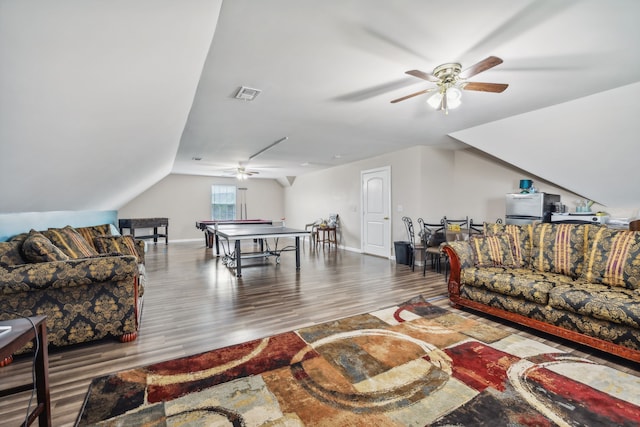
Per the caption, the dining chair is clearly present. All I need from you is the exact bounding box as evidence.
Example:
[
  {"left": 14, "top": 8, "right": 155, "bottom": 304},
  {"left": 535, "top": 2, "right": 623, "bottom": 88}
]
[
  {"left": 328, "top": 213, "right": 340, "bottom": 246},
  {"left": 443, "top": 216, "right": 469, "bottom": 239},
  {"left": 441, "top": 216, "right": 469, "bottom": 279},
  {"left": 420, "top": 218, "right": 446, "bottom": 276},
  {"left": 401, "top": 217, "right": 424, "bottom": 272},
  {"left": 468, "top": 218, "right": 484, "bottom": 238}
]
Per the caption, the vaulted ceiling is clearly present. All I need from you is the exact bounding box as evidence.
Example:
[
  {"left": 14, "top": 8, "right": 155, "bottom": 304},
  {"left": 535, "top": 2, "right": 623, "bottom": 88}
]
[{"left": 1, "top": 0, "right": 639, "bottom": 213}]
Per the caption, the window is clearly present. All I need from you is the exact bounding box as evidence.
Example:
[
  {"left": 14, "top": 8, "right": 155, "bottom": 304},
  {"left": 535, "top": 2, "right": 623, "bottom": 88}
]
[{"left": 211, "top": 185, "right": 236, "bottom": 220}]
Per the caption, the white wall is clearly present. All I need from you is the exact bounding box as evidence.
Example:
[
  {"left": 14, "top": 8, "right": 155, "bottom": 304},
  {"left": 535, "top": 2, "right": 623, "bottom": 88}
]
[
  {"left": 0, "top": 1, "right": 220, "bottom": 213},
  {"left": 449, "top": 149, "right": 605, "bottom": 222},
  {"left": 284, "top": 145, "right": 594, "bottom": 257},
  {"left": 451, "top": 83, "right": 640, "bottom": 211},
  {"left": 284, "top": 146, "right": 457, "bottom": 253},
  {"left": 120, "top": 145, "right": 613, "bottom": 250},
  {"left": 118, "top": 174, "right": 285, "bottom": 242}
]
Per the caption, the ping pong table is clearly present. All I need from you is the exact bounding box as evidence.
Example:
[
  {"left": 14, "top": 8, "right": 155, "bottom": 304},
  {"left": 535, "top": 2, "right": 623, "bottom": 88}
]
[
  {"left": 214, "top": 226, "right": 309, "bottom": 277},
  {"left": 195, "top": 219, "right": 273, "bottom": 249}
]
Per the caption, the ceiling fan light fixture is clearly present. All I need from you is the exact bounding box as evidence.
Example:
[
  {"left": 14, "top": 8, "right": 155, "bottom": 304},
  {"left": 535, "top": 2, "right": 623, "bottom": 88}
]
[
  {"left": 427, "top": 91, "right": 443, "bottom": 109},
  {"left": 446, "top": 87, "right": 462, "bottom": 109},
  {"left": 427, "top": 87, "right": 462, "bottom": 112}
]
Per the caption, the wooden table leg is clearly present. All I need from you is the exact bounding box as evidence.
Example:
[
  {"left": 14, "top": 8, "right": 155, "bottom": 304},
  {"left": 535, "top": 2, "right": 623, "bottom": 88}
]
[{"left": 35, "top": 320, "right": 51, "bottom": 427}]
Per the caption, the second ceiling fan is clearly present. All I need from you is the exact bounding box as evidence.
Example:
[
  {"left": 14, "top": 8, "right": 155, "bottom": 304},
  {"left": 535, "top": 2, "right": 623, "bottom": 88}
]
[
  {"left": 391, "top": 56, "right": 508, "bottom": 113},
  {"left": 221, "top": 136, "right": 289, "bottom": 180}
]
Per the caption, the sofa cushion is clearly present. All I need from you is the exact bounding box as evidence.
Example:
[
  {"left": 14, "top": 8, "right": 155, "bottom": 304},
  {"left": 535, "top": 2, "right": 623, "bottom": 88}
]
[
  {"left": 21, "top": 230, "right": 69, "bottom": 263},
  {"left": 0, "top": 241, "right": 26, "bottom": 267},
  {"left": 581, "top": 228, "right": 640, "bottom": 289},
  {"left": 75, "top": 224, "right": 113, "bottom": 251},
  {"left": 469, "top": 234, "right": 519, "bottom": 267},
  {"left": 530, "top": 223, "right": 593, "bottom": 279},
  {"left": 484, "top": 222, "right": 532, "bottom": 267},
  {"left": 44, "top": 226, "right": 99, "bottom": 259},
  {"left": 549, "top": 282, "right": 640, "bottom": 329},
  {"left": 9, "top": 232, "right": 29, "bottom": 243},
  {"left": 460, "top": 267, "right": 574, "bottom": 305},
  {"left": 94, "top": 235, "right": 142, "bottom": 263}
]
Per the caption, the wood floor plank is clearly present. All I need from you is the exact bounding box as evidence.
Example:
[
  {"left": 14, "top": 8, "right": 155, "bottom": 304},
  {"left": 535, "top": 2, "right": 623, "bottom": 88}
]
[{"left": 0, "top": 240, "right": 637, "bottom": 426}]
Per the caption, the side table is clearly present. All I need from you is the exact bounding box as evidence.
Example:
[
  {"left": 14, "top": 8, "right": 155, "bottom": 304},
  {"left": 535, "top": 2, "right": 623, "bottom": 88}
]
[
  {"left": 0, "top": 315, "right": 51, "bottom": 427},
  {"left": 316, "top": 226, "right": 337, "bottom": 250}
]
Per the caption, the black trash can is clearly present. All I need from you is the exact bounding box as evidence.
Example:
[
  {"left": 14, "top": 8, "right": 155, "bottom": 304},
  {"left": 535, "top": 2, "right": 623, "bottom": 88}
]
[{"left": 394, "top": 241, "right": 413, "bottom": 265}]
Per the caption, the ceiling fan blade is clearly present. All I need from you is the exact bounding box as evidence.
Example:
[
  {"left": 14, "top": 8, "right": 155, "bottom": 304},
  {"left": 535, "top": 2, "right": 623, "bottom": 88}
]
[
  {"left": 405, "top": 69, "right": 439, "bottom": 82},
  {"left": 390, "top": 89, "right": 433, "bottom": 103},
  {"left": 459, "top": 56, "right": 503, "bottom": 79},
  {"left": 462, "top": 82, "right": 508, "bottom": 93}
]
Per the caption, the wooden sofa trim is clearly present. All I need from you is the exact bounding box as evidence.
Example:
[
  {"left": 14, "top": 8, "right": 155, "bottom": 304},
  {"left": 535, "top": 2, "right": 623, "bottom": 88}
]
[{"left": 442, "top": 246, "right": 640, "bottom": 364}]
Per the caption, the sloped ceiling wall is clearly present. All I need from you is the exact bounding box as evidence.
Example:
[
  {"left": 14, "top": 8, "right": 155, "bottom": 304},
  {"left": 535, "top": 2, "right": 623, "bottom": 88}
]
[
  {"left": 0, "top": 1, "right": 221, "bottom": 213},
  {"left": 450, "top": 82, "right": 640, "bottom": 210}
]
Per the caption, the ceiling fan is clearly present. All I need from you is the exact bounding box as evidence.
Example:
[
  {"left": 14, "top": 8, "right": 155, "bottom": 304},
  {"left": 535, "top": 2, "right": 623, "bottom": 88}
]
[
  {"left": 391, "top": 56, "right": 508, "bottom": 113},
  {"left": 224, "top": 164, "right": 258, "bottom": 180}
]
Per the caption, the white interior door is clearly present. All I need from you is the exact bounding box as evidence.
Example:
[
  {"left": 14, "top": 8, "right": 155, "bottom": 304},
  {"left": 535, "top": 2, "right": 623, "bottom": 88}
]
[{"left": 361, "top": 166, "right": 391, "bottom": 257}]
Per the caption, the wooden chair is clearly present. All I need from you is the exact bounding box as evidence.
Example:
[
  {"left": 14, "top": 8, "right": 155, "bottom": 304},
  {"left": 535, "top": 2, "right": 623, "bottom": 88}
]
[
  {"left": 305, "top": 219, "right": 322, "bottom": 247},
  {"left": 630, "top": 219, "right": 640, "bottom": 231}
]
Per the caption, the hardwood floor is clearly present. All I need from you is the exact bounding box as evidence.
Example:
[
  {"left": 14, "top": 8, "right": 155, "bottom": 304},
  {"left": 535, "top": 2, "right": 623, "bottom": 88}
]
[{"left": 1, "top": 240, "right": 638, "bottom": 426}]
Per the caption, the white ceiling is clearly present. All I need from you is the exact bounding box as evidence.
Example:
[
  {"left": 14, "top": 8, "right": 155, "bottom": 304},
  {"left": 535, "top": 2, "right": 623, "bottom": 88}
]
[
  {"left": 174, "top": 0, "right": 640, "bottom": 184},
  {"left": 1, "top": 0, "right": 639, "bottom": 213}
]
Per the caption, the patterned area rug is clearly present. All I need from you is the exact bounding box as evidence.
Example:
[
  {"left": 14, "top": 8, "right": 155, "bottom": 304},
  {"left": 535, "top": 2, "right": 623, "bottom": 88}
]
[{"left": 77, "top": 296, "right": 640, "bottom": 426}]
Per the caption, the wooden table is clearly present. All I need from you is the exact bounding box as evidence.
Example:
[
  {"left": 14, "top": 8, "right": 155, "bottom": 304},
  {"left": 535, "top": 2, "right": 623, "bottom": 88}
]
[
  {"left": 0, "top": 315, "right": 51, "bottom": 427},
  {"left": 119, "top": 217, "right": 168, "bottom": 244}
]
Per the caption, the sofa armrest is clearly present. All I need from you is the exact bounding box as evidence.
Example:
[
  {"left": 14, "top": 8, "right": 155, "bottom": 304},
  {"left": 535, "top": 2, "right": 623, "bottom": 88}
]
[
  {"left": 0, "top": 255, "right": 139, "bottom": 295},
  {"left": 444, "top": 241, "right": 474, "bottom": 269},
  {"left": 134, "top": 239, "right": 146, "bottom": 264},
  {"left": 443, "top": 241, "right": 474, "bottom": 301}
]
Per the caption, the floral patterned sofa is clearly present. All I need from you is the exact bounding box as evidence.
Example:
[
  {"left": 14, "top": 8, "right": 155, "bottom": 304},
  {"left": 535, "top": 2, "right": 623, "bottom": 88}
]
[
  {"left": 443, "top": 222, "right": 640, "bottom": 363},
  {"left": 0, "top": 224, "right": 145, "bottom": 360}
]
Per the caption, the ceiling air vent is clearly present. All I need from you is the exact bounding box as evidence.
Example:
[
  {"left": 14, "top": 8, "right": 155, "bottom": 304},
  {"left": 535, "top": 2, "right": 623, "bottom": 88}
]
[{"left": 235, "top": 86, "right": 261, "bottom": 101}]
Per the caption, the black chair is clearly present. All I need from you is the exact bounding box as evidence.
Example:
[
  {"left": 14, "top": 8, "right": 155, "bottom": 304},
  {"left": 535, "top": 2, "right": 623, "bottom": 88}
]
[
  {"left": 441, "top": 216, "right": 469, "bottom": 280},
  {"left": 468, "top": 219, "right": 484, "bottom": 238},
  {"left": 443, "top": 216, "right": 469, "bottom": 239},
  {"left": 401, "top": 217, "right": 424, "bottom": 271},
  {"left": 419, "top": 218, "right": 446, "bottom": 276}
]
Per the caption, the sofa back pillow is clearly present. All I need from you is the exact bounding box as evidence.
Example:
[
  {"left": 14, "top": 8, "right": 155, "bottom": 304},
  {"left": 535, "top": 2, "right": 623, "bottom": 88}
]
[
  {"left": 469, "top": 234, "right": 519, "bottom": 268},
  {"left": 75, "top": 224, "right": 113, "bottom": 251},
  {"left": 44, "top": 226, "right": 99, "bottom": 259},
  {"left": 0, "top": 241, "right": 26, "bottom": 267},
  {"left": 530, "top": 223, "right": 592, "bottom": 278},
  {"left": 21, "top": 229, "right": 69, "bottom": 263},
  {"left": 484, "top": 222, "right": 532, "bottom": 267},
  {"left": 93, "top": 235, "right": 142, "bottom": 263},
  {"left": 582, "top": 228, "right": 640, "bottom": 289}
]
